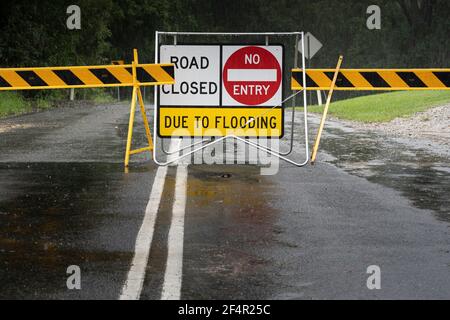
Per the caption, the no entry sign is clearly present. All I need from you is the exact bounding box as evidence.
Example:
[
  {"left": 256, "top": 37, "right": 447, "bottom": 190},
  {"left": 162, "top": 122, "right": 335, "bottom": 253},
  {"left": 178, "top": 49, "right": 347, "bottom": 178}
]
[
  {"left": 159, "top": 44, "right": 284, "bottom": 138},
  {"left": 222, "top": 46, "right": 282, "bottom": 106}
]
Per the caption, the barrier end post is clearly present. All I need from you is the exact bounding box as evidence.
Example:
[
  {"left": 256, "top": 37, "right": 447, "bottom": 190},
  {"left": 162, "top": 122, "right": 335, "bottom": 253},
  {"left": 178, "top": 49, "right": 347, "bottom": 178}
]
[{"left": 311, "top": 55, "right": 344, "bottom": 165}]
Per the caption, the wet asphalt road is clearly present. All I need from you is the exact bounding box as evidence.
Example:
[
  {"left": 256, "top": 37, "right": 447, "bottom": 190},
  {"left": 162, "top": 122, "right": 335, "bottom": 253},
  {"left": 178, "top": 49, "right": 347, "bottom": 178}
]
[{"left": 0, "top": 103, "right": 449, "bottom": 299}]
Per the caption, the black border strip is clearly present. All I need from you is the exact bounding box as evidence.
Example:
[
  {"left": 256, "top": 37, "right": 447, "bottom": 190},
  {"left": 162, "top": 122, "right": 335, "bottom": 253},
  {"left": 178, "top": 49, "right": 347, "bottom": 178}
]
[
  {"left": 396, "top": 72, "right": 426, "bottom": 88},
  {"left": 432, "top": 71, "right": 450, "bottom": 87},
  {"left": 0, "top": 74, "right": 12, "bottom": 87},
  {"left": 16, "top": 70, "right": 48, "bottom": 87},
  {"left": 292, "top": 71, "right": 319, "bottom": 88},
  {"left": 136, "top": 67, "right": 157, "bottom": 83},
  {"left": 161, "top": 65, "right": 175, "bottom": 79},
  {"left": 89, "top": 68, "right": 121, "bottom": 84},
  {"left": 53, "top": 70, "right": 85, "bottom": 86},
  {"left": 360, "top": 72, "right": 390, "bottom": 88},
  {"left": 324, "top": 71, "right": 354, "bottom": 88}
]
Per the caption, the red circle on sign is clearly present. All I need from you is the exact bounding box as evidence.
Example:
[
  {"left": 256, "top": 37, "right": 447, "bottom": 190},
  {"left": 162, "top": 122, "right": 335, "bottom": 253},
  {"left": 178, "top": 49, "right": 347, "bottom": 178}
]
[{"left": 223, "top": 46, "right": 282, "bottom": 106}]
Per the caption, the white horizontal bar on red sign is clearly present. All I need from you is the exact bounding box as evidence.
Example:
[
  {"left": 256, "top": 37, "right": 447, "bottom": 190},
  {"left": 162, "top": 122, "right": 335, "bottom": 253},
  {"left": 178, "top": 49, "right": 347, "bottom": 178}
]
[{"left": 227, "top": 69, "right": 278, "bottom": 82}]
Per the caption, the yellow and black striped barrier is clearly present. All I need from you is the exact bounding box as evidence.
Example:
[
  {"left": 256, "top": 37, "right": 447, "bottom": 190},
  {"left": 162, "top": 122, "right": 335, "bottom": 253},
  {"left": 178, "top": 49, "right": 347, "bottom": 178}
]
[
  {"left": 291, "top": 69, "right": 450, "bottom": 91},
  {"left": 0, "top": 49, "right": 175, "bottom": 168},
  {"left": 0, "top": 63, "right": 174, "bottom": 91}
]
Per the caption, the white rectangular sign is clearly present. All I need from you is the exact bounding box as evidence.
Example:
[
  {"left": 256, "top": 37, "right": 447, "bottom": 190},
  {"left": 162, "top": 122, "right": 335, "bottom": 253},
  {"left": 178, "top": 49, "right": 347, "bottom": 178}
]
[
  {"left": 160, "top": 45, "right": 220, "bottom": 106},
  {"left": 227, "top": 69, "right": 278, "bottom": 82}
]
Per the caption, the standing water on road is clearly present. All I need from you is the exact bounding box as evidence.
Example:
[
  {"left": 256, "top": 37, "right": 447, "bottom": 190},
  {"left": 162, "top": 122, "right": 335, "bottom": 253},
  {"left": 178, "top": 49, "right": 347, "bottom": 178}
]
[{"left": 316, "top": 119, "right": 450, "bottom": 222}]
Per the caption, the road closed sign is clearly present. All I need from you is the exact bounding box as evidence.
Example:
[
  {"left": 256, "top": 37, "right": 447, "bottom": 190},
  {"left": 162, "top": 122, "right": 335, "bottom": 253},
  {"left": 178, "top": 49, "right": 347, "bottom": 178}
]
[
  {"left": 160, "top": 45, "right": 220, "bottom": 106},
  {"left": 159, "top": 44, "right": 283, "bottom": 138}
]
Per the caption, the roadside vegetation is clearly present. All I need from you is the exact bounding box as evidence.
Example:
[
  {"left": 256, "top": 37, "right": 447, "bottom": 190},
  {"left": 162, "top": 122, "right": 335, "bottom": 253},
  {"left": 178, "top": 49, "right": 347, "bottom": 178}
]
[
  {"left": 0, "top": 1, "right": 447, "bottom": 119},
  {"left": 0, "top": 92, "right": 30, "bottom": 117},
  {"left": 0, "top": 92, "right": 56, "bottom": 117},
  {"left": 0, "top": 89, "right": 115, "bottom": 118},
  {"left": 305, "top": 91, "right": 450, "bottom": 123}
]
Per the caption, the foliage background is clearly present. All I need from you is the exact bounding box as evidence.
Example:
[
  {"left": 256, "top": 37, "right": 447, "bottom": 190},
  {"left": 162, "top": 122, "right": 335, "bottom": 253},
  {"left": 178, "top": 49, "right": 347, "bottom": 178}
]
[
  {"left": 0, "top": 0, "right": 448, "bottom": 67},
  {"left": 0, "top": 0, "right": 448, "bottom": 104}
]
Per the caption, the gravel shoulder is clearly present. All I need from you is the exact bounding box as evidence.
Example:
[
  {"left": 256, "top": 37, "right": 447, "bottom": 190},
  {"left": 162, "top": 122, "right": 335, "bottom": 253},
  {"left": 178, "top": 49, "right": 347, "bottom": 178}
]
[{"left": 329, "top": 104, "right": 450, "bottom": 158}]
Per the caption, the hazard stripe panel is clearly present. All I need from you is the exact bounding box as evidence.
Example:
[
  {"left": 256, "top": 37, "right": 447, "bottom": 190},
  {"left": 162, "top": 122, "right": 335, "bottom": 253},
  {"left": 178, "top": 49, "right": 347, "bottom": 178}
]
[
  {"left": 291, "top": 69, "right": 450, "bottom": 90},
  {"left": 0, "top": 64, "right": 174, "bottom": 90}
]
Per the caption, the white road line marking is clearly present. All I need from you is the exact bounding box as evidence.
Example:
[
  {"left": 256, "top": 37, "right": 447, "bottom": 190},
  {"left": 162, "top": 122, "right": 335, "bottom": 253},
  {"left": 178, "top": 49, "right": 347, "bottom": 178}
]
[
  {"left": 119, "top": 165, "right": 168, "bottom": 300},
  {"left": 161, "top": 164, "right": 188, "bottom": 300},
  {"left": 120, "top": 138, "right": 182, "bottom": 300}
]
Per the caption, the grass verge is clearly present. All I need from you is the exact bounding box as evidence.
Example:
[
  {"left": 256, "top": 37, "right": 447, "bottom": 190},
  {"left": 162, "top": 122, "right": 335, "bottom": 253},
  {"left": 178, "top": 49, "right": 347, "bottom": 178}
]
[
  {"left": 303, "top": 91, "right": 450, "bottom": 123},
  {"left": 0, "top": 89, "right": 115, "bottom": 118},
  {"left": 0, "top": 92, "right": 32, "bottom": 117}
]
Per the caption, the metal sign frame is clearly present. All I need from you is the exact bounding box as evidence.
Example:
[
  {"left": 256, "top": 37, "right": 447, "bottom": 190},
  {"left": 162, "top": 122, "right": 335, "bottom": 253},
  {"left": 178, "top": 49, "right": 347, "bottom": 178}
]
[{"left": 153, "top": 31, "right": 309, "bottom": 167}]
